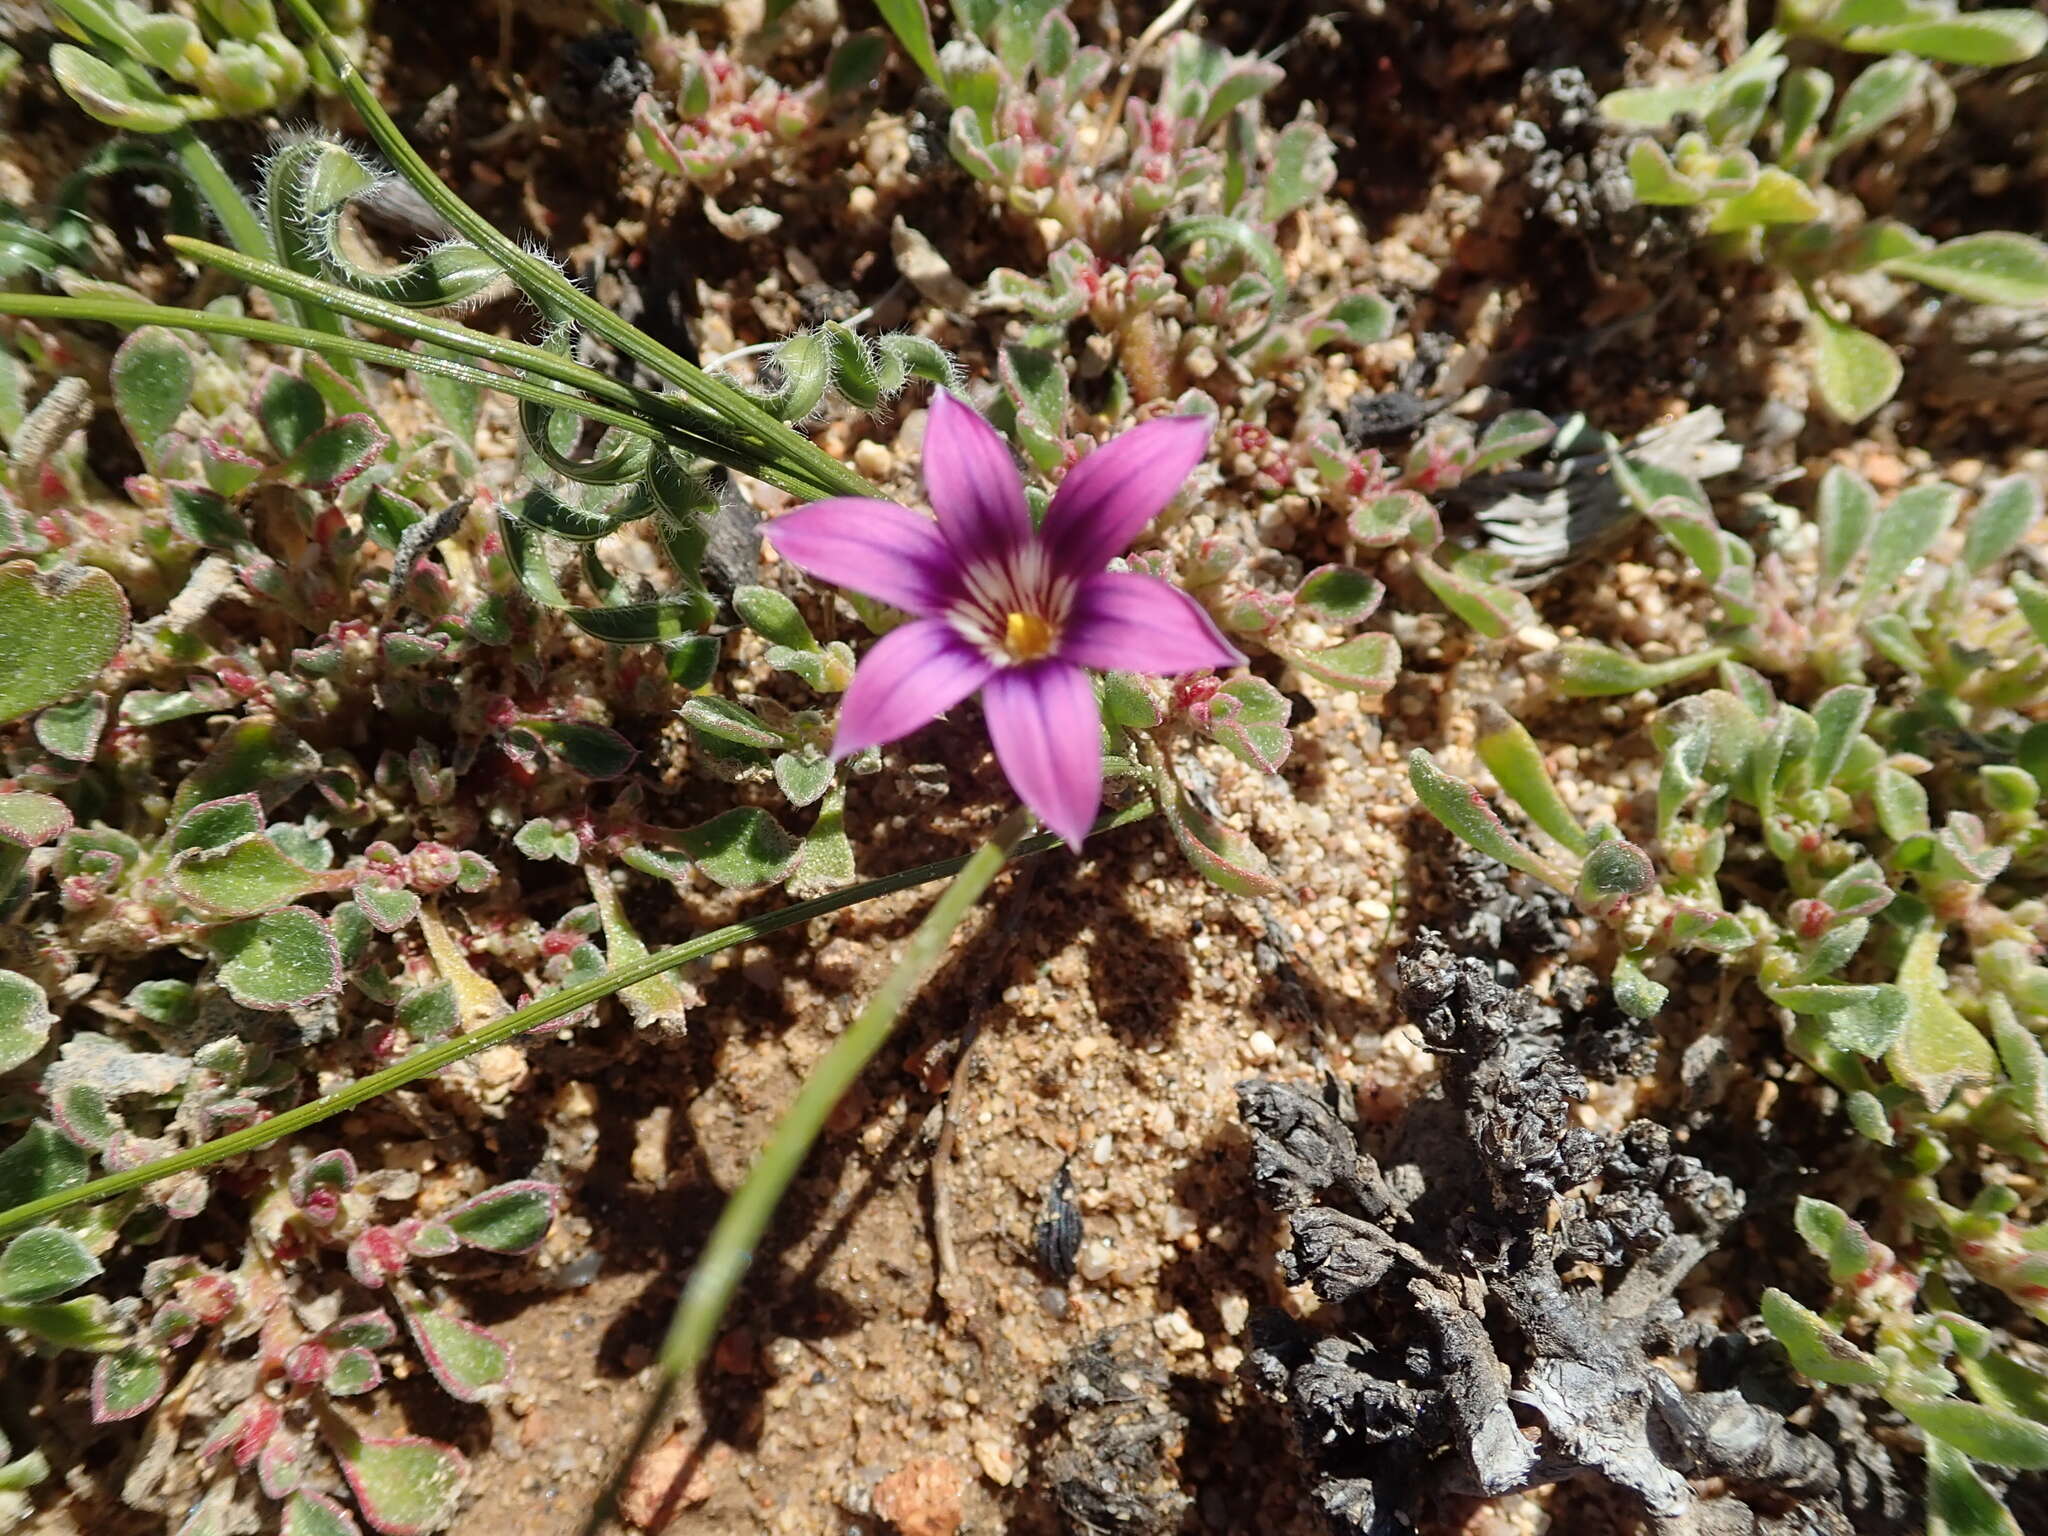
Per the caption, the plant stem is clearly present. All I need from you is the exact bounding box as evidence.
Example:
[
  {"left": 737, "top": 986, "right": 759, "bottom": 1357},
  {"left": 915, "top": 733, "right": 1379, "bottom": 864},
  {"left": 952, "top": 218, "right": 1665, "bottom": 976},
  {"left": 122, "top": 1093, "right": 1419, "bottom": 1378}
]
[
  {"left": 161, "top": 238, "right": 750, "bottom": 475},
  {"left": 165, "top": 128, "right": 272, "bottom": 265},
  {"left": 0, "top": 806, "right": 1145, "bottom": 1242},
  {"left": 166, "top": 126, "right": 361, "bottom": 383},
  {"left": 578, "top": 805, "right": 1038, "bottom": 1536},
  {"left": 0, "top": 292, "right": 667, "bottom": 449}
]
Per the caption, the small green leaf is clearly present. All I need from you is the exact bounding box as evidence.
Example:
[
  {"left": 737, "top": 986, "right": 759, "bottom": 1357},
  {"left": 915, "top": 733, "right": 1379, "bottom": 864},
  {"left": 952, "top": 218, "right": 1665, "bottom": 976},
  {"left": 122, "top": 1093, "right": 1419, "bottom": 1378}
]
[
  {"left": 1963, "top": 475, "right": 2041, "bottom": 574},
  {"left": 92, "top": 1349, "right": 167, "bottom": 1423},
  {"left": 1474, "top": 702, "right": 1590, "bottom": 856},
  {"left": 1262, "top": 119, "right": 1335, "bottom": 223},
  {"left": 1828, "top": 55, "right": 1925, "bottom": 151},
  {"left": 678, "top": 808, "right": 800, "bottom": 888},
  {"left": 1467, "top": 409, "right": 1555, "bottom": 474},
  {"left": 1843, "top": 11, "right": 2048, "bottom": 66},
  {"left": 110, "top": 328, "right": 193, "bottom": 454},
  {"left": 1294, "top": 566, "right": 1383, "bottom": 624},
  {"left": 874, "top": 0, "right": 945, "bottom": 90},
  {"left": 773, "top": 749, "right": 836, "bottom": 808},
  {"left": 445, "top": 1182, "right": 558, "bottom": 1255},
  {"left": 279, "top": 414, "right": 387, "bottom": 491},
  {"left": 1808, "top": 311, "right": 1902, "bottom": 424},
  {"left": 1548, "top": 640, "right": 1726, "bottom": 698},
  {"left": 511, "top": 820, "right": 580, "bottom": 864},
  {"left": 257, "top": 370, "right": 327, "bottom": 458},
  {"left": 1159, "top": 775, "right": 1283, "bottom": 899},
  {"left": 403, "top": 1301, "right": 510, "bottom": 1403},
  {"left": 1610, "top": 949, "right": 1669, "bottom": 1019},
  {"left": 1282, "top": 633, "right": 1399, "bottom": 694},
  {"left": 1408, "top": 749, "right": 1565, "bottom": 888},
  {"left": 1198, "top": 676, "right": 1292, "bottom": 775},
  {"left": 1885, "top": 231, "right": 2048, "bottom": 309},
  {"left": 1621, "top": 139, "right": 1706, "bottom": 204},
  {"left": 1707, "top": 166, "right": 1822, "bottom": 232},
  {"left": 517, "top": 720, "right": 636, "bottom": 780},
  {"left": 0, "top": 1123, "right": 89, "bottom": 1212},
  {"left": 788, "top": 785, "right": 857, "bottom": 897},
  {"left": 171, "top": 718, "right": 321, "bottom": 820},
  {"left": 334, "top": 1430, "right": 468, "bottom": 1536},
  {"left": 1808, "top": 684, "right": 1875, "bottom": 787},
  {"left": 1925, "top": 1437, "right": 2022, "bottom": 1536},
  {"left": 1575, "top": 838, "right": 1657, "bottom": 911},
  {"left": 733, "top": 586, "right": 816, "bottom": 651},
  {"left": 0, "top": 1226, "right": 101, "bottom": 1305},
  {"left": 1792, "top": 1196, "right": 1881, "bottom": 1284},
  {"left": 0, "top": 1295, "right": 120, "bottom": 1351},
  {"left": 1773, "top": 984, "right": 1908, "bottom": 1056},
  {"left": 678, "top": 697, "right": 785, "bottom": 751},
  {"left": 0, "top": 560, "right": 131, "bottom": 725},
  {"left": 284, "top": 1492, "right": 364, "bottom": 1536},
  {"left": 1887, "top": 927, "right": 1995, "bottom": 1109},
  {"left": 0, "top": 970, "right": 54, "bottom": 1075},
  {"left": 1862, "top": 483, "right": 1961, "bottom": 602},
  {"left": 352, "top": 876, "right": 420, "bottom": 933},
  {"left": 49, "top": 44, "right": 188, "bottom": 132},
  {"left": 1816, "top": 465, "right": 1878, "bottom": 594},
  {"left": 34, "top": 692, "right": 107, "bottom": 763},
  {"left": 213, "top": 907, "right": 343, "bottom": 1012},
  {"left": 1893, "top": 1394, "right": 2048, "bottom": 1471},
  {"left": 171, "top": 834, "right": 327, "bottom": 917},
  {"left": 1760, "top": 1288, "right": 1885, "bottom": 1386}
]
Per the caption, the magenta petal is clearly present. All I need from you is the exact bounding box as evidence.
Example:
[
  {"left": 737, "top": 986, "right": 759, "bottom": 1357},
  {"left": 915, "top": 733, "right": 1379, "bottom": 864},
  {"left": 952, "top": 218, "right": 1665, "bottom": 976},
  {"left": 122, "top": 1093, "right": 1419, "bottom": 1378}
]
[
  {"left": 1040, "top": 415, "right": 1211, "bottom": 577},
  {"left": 1060, "top": 572, "right": 1246, "bottom": 676},
  {"left": 763, "top": 498, "right": 958, "bottom": 617},
  {"left": 981, "top": 663, "right": 1103, "bottom": 849},
  {"left": 922, "top": 391, "right": 1032, "bottom": 565},
  {"left": 831, "top": 619, "right": 993, "bottom": 756}
]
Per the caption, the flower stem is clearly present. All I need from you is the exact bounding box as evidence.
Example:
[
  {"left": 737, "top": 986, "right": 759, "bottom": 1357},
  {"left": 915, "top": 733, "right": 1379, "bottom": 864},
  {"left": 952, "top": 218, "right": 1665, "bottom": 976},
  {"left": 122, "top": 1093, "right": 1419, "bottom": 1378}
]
[
  {"left": 0, "top": 291, "right": 669, "bottom": 447},
  {"left": 0, "top": 805, "right": 1142, "bottom": 1242},
  {"left": 578, "top": 805, "right": 1039, "bottom": 1536}
]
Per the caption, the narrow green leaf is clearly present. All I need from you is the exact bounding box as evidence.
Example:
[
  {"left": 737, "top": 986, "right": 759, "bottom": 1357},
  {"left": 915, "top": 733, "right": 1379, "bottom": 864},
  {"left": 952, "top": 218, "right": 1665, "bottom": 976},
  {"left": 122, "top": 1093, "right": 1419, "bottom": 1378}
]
[
  {"left": 1407, "top": 749, "right": 1566, "bottom": 888},
  {"left": 1886, "top": 232, "right": 2048, "bottom": 309},
  {"left": 1473, "top": 702, "right": 1590, "bottom": 856}
]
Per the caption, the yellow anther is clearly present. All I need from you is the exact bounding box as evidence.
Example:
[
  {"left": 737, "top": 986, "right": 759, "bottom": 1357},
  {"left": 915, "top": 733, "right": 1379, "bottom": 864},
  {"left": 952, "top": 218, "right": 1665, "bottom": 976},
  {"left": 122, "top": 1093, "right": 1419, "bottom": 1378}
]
[{"left": 1003, "top": 611, "right": 1056, "bottom": 661}]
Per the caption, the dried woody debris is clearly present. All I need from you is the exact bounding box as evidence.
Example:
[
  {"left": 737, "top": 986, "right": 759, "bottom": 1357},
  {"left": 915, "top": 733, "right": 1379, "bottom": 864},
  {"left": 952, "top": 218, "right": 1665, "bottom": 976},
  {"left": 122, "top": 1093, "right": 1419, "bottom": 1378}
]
[{"left": 1240, "top": 932, "right": 1878, "bottom": 1536}]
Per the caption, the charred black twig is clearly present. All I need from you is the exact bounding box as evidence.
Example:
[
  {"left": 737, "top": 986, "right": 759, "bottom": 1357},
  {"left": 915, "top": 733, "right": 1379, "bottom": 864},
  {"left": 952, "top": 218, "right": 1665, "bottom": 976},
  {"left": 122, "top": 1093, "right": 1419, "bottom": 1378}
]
[{"left": 1240, "top": 931, "right": 1866, "bottom": 1536}]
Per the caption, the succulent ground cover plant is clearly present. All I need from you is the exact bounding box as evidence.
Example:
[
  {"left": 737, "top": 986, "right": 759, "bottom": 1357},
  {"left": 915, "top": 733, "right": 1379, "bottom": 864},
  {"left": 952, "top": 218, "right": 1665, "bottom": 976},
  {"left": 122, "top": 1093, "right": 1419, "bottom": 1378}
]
[
  {"left": 1599, "top": 0, "right": 2048, "bottom": 421},
  {"left": 1, "top": 0, "right": 2047, "bottom": 1533}
]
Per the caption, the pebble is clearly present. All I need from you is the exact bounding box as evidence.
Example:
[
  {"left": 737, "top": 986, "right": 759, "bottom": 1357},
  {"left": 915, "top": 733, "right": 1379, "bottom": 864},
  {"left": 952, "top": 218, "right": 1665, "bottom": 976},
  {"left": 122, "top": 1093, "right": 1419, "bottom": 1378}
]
[
  {"left": 872, "top": 1457, "right": 965, "bottom": 1536},
  {"left": 854, "top": 440, "right": 894, "bottom": 478},
  {"left": 1246, "top": 1029, "right": 1278, "bottom": 1062},
  {"left": 972, "top": 1437, "right": 1017, "bottom": 1486}
]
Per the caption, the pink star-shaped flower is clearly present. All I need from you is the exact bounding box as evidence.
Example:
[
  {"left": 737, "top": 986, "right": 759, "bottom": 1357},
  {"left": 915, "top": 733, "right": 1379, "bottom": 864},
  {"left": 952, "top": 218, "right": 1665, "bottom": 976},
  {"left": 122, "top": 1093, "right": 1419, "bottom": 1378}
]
[{"left": 764, "top": 392, "right": 1244, "bottom": 845}]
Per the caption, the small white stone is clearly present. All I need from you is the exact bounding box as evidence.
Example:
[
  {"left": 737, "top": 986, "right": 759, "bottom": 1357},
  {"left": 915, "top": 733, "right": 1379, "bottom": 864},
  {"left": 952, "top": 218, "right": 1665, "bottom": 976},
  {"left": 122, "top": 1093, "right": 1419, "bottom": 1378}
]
[{"left": 1247, "top": 1030, "right": 1278, "bottom": 1062}]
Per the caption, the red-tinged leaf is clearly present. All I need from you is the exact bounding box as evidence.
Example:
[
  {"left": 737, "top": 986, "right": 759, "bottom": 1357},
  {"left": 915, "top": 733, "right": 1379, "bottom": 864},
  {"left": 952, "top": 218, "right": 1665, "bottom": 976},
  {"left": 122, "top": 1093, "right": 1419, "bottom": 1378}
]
[
  {"left": 1280, "top": 633, "right": 1399, "bottom": 694},
  {"left": 1159, "top": 776, "right": 1283, "bottom": 899},
  {"left": 284, "top": 1491, "right": 365, "bottom": 1536},
  {"left": 403, "top": 1300, "right": 511, "bottom": 1403},
  {"left": 279, "top": 414, "right": 388, "bottom": 492},
  {"left": 91, "top": 1348, "right": 167, "bottom": 1423},
  {"left": 333, "top": 1429, "right": 468, "bottom": 1536},
  {"left": 200, "top": 1397, "right": 281, "bottom": 1469},
  {"left": 258, "top": 1428, "right": 311, "bottom": 1500}
]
